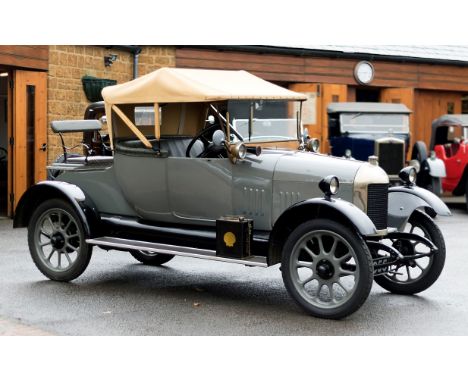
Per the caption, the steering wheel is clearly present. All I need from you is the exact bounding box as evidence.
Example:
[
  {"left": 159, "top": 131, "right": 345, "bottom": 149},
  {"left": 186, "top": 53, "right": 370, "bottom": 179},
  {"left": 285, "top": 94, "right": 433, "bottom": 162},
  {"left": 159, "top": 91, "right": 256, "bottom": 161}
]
[
  {"left": 0, "top": 147, "right": 7, "bottom": 162},
  {"left": 185, "top": 124, "right": 226, "bottom": 158}
]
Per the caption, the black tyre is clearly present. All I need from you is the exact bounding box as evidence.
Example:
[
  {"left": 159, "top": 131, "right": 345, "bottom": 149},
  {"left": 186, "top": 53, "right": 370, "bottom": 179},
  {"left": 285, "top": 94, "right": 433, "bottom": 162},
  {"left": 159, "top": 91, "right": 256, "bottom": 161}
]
[
  {"left": 28, "top": 198, "right": 93, "bottom": 281},
  {"left": 412, "top": 141, "right": 428, "bottom": 163},
  {"left": 375, "top": 210, "right": 445, "bottom": 294},
  {"left": 412, "top": 141, "right": 430, "bottom": 188},
  {"left": 427, "top": 177, "right": 442, "bottom": 196},
  {"left": 129, "top": 250, "right": 175, "bottom": 266},
  {"left": 281, "top": 219, "right": 374, "bottom": 320}
]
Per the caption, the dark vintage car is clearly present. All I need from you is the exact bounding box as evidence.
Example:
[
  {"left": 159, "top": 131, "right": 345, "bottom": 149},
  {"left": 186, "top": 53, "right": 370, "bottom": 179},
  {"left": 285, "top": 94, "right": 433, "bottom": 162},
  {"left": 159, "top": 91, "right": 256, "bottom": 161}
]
[
  {"left": 328, "top": 102, "right": 414, "bottom": 181},
  {"left": 14, "top": 68, "right": 451, "bottom": 319},
  {"left": 47, "top": 101, "right": 111, "bottom": 180},
  {"left": 414, "top": 114, "right": 468, "bottom": 209}
]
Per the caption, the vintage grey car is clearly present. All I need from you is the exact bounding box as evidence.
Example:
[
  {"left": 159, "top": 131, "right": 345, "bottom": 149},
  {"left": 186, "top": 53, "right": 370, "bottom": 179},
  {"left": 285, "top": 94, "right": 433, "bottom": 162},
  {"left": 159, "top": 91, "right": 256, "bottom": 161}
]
[{"left": 14, "top": 68, "right": 451, "bottom": 319}]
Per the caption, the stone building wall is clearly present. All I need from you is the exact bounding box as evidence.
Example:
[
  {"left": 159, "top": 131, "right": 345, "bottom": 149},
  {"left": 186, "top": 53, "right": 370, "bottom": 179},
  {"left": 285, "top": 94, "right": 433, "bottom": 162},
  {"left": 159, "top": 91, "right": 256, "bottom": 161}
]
[{"left": 47, "top": 45, "right": 175, "bottom": 162}]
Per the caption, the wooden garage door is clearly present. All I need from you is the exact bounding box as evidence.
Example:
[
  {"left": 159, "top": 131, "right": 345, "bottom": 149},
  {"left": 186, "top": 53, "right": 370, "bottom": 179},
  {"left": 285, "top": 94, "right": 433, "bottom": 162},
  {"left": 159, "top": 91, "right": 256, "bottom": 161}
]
[
  {"left": 380, "top": 87, "right": 415, "bottom": 159},
  {"left": 289, "top": 83, "right": 347, "bottom": 154},
  {"left": 12, "top": 70, "right": 47, "bottom": 212},
  {"left": 414, "top": 91, "right": 462, "bottom": 147}
]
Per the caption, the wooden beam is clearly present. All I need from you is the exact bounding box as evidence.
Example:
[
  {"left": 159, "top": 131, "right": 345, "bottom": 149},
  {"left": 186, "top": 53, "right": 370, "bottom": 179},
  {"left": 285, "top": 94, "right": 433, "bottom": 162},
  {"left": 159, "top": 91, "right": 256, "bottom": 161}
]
[
  {"left": 154, "top": 103, "right": 160, "bottom": 140},
  {"left": 111, "top": 105, "right": 152, "bottom": 149},
  {"left": 0, "top": 46, "right": 48, "bottom": 71},
  {"left": 176, "top": 48, "right": 468, "bottom": 92}
]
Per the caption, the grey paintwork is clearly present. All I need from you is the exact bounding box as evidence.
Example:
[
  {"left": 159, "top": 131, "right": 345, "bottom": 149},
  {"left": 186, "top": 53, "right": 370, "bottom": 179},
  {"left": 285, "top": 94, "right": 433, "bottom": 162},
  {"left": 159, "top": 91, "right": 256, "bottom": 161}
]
[
  {"left": 270, "top": 151, "right": 360, "bottom": 223},
  {"left": 16, "top": 140, "right": 451, "bottom": 238},
  {"left": 50, "top": 120, "right": 102, "bottom": 134},
  {"left": 388, "top": 185, "right": 452, "bottom": 230},
  {"left": 327, "top": 102, "right": 412, "bottom": 114},
  {"left": 432, "top": 115, "right": 468, "bottom": 130},
  {"left": 109, "top": 148, "right": 365, "bottom": 231},
  {"left": 58, "top": 165, "right": 136, "bottom": 217}
]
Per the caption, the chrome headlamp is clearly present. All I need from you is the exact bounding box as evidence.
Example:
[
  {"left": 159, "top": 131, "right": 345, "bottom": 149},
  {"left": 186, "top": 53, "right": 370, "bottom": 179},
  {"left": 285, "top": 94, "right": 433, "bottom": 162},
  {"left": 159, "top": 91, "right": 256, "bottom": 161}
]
[
  {"left": 399, "top": 166, "right": 417, "bottom": 185},
  {"left": 306, "top": 138, "right": 320, "bottom": 153},
  {"left": 230, "top": 142, "right": 247, "bottom": 160},
  {"left": 319, "top": 175, "right": 340, "bottom": 197},
  {"left": 408, "top": 159, "right": 421, "bottom": 173}
]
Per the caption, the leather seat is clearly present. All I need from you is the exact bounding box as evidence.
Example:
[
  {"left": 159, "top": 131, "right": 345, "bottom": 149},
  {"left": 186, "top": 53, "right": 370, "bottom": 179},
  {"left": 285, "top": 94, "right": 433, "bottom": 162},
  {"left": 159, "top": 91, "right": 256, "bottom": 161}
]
[
  {"left": 166, "top": 138, "right": 193, "bottom": 157},
  {"left": 115, "top": 137, "right": 194, "bottom": 157}
]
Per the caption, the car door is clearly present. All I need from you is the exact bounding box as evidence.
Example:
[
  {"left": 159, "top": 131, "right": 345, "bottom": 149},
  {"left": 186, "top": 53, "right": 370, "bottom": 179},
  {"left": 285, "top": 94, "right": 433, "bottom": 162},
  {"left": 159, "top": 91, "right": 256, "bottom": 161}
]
[{"left": 167, "top": 157, "right": 233, "bottom": 225}]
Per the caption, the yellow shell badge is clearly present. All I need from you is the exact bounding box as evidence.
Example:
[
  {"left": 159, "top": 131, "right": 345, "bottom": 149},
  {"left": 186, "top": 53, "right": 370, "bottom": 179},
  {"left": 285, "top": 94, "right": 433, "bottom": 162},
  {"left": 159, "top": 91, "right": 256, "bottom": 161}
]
[{"left": 223, "top": 232, "right": 236, "bottom": 248}]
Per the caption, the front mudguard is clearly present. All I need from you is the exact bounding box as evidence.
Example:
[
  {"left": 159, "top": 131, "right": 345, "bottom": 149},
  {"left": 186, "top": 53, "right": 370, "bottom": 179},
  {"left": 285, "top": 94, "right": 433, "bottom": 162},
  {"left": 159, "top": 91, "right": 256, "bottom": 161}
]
[
  {"left": 273, "top": 197, "right": 380, "bottom": 237},
  {"left": 268, "top": 197, "right": 381, "bottom": 266},
  {"left": 388, "top": 185, "right": 451, "bottom": 231},
  {"left": 424, "top": 157, "right": 446, "bottom": 178}
]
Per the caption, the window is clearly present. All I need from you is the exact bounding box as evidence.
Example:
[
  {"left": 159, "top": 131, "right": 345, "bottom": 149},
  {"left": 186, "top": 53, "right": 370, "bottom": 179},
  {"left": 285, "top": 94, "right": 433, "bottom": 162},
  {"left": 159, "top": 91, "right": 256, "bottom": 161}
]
[
  {"left": 228, "top": 100, "right": 300, "bottom": 143},
  {"left": 340, "top": 113, "right": 410, "bottom": 134},
  {"left": 462, "top": 95, "right": 468, "bottom": 114},
  {"left": 447, "top": 102, "right": 455, "bottom": 114}
]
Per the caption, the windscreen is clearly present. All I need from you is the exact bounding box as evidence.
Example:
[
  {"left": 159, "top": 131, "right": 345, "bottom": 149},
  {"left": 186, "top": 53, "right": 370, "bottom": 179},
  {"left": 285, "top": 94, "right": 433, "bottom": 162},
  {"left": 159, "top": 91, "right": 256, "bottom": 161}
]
[
  {"left": 340, "top": 113, "right": 410, "bottom": 134},
  {"left": 228, "top": 100, "right": 300, "bottom": 142}
]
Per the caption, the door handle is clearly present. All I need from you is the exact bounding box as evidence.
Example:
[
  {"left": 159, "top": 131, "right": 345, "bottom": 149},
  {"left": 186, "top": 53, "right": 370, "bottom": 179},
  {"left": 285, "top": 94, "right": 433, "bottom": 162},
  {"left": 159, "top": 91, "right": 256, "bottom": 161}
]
[{"left": 39, "top": 143, "right": 47, "bottom": 152}]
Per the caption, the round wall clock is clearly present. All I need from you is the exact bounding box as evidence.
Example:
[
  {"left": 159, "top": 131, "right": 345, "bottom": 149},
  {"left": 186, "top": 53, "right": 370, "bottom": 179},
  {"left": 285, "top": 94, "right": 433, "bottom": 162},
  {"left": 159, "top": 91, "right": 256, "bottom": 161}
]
[{"left": 354, "top": 61, "right": 375, "bottom": 85}]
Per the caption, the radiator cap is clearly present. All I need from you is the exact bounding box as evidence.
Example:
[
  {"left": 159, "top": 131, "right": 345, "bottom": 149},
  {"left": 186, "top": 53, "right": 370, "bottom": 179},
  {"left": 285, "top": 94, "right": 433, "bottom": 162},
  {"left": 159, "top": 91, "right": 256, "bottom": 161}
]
[{"left": 368, "top": 155, "right": 379, "bottom": 166}]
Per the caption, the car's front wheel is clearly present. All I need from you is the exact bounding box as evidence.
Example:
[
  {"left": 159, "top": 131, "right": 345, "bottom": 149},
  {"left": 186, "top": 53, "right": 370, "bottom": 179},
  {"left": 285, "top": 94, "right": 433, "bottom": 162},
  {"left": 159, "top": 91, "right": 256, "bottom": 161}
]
[
  {"left": 374, "top": 210, "right": 445, "bottom": 294},
  {"left": 129, "top": 250, "right": 175, "bottom": 266},
  {"left": 281, "top": 219, "right": 374, "bottom": 319},
  {"left": 28, "top": 198, "right": 93, "bottom": 281}
]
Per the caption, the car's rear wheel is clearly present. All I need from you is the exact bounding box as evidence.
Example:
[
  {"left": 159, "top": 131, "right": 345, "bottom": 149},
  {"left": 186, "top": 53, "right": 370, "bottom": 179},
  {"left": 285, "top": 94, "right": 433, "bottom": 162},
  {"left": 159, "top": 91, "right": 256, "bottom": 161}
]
[
  {"left": 129, "top": 250, "right": 175, "bottom": 266},
  {"left": 412, "top": 141, "right": 430, "bottom": 188},
  {"left": 281, "top": 219, "right": 373, "bottom": 320},
  {"left": 374, "top": 210, "right": 445, "bottom": 294},
  {"left": 28, "top": 198, "right": 93, "bottom": 281},
  {"left": 428, "top": 177, "right": 442, "bottom": 196}
]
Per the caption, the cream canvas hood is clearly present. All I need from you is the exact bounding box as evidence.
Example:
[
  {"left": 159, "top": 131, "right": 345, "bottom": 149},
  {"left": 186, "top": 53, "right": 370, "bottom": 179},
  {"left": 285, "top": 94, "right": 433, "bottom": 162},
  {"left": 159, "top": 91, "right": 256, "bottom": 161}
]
[{"left": 101, "top": 67, "right": 307, "bottom": 104}]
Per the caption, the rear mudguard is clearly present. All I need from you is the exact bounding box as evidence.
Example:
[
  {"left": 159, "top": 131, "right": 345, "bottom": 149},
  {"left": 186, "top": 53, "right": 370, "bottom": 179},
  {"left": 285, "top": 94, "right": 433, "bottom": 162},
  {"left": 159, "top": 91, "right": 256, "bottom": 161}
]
[
  {"left": 13, "top": 181, "right": 100, "bottom": 238},
  {"left": 388, "top": 185, "right": 451, "bottom": 231}
]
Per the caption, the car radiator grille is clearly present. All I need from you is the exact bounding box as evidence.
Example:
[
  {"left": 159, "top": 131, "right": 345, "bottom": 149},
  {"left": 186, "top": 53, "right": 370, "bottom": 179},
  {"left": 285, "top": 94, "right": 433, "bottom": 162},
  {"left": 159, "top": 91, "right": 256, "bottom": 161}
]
[
  {"left": 377, "top": 142, "right": 404, "bottom": 175},
  {"left": 367, "top": 183, "right": 389, "bottom": 230}
]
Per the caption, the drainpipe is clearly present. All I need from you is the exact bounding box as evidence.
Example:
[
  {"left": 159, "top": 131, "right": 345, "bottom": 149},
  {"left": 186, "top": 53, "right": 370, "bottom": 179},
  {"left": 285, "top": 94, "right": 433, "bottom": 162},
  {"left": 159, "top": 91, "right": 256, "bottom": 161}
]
[
  {"left": 102, "top": 45, "right": 142, "bottom": 79},
  {"left": 133, "top": 51, "right": 140, "bottom": 79}
]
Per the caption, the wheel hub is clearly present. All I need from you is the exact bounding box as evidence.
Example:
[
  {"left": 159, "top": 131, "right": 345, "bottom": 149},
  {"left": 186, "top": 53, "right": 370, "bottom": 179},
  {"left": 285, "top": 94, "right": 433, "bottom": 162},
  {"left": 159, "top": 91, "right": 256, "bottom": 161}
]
[
  {"left": 393, "top": 239, "right": 415, "bottom": 256},
  {"left": 316, "top": 259, "right": 335, "bottom": 280},
  {"left": 50, "top": 232, "right": 65, "bottom": 250},
  {"left": 393, "top": 239, "right": 416, "bottom": 266}
]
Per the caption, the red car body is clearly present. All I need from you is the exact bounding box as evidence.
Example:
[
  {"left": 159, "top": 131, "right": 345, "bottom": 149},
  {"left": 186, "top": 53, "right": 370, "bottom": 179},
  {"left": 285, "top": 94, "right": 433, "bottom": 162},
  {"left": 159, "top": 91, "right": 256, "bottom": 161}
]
[
  {"left": 431, "top": 115, "right": 468, "bottom": 199},
  {"left": 434, "top": 143, "right": 467, "bottom": 193}
]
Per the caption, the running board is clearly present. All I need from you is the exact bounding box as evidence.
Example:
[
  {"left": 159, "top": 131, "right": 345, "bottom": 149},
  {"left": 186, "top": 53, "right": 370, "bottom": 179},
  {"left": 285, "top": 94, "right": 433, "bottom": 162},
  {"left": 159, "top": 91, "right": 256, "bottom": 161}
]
[{"left": 86, "top": 237, "right": 268, "bottom": 268}]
